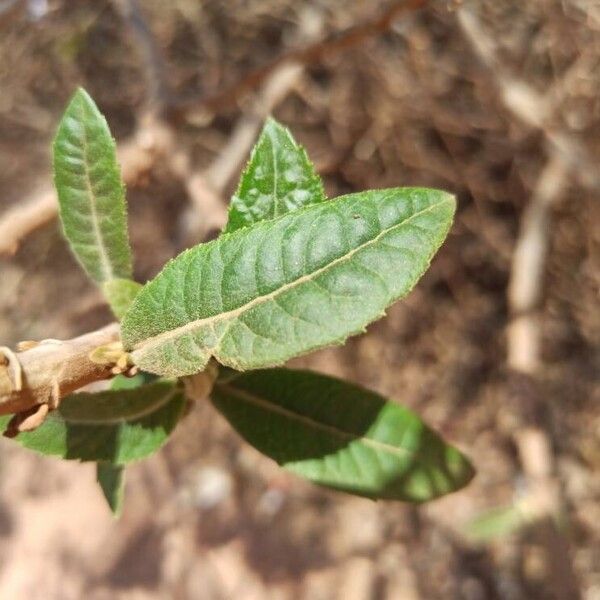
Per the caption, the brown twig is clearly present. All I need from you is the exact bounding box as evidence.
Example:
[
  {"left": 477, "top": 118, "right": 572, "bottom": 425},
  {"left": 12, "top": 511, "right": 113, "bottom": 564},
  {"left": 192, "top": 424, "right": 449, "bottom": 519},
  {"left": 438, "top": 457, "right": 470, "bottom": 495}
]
[
  {"left": 176, "top": 57, "right": 310, "bottom": 244},
  {"left": 507, "top": 155, "right": 569, "bottom": 373},
  {"left": 0, "top": 323, "right": 120, "bottom": 419},
  {"left": 0, "top": 1, "right": 426, "bottom": 256},
  {"left": 167, "top": 0, "right": 426, "bottom": 121},
  {"left": 0, "top": 115, "right": 181, "bottom": 257},
  {"left": 506, "top": 157, "right": 578, "bottom": 600},
  {"left": 0, "top": 186, "right": 57, "bottom": 255},
  {"left": 109, "top": 0, "right": 169, "bottom": 114},
  {"left": 457, "top": 7, "right": 600, "bottom": 192},
  {"left": 458, "top": 7, "right": 582, "bottom": 597}
]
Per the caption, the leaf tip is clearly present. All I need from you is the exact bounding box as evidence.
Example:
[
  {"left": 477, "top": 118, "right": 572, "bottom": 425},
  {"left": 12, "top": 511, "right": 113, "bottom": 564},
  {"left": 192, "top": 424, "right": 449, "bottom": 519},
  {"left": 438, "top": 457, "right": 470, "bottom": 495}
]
[
  {"left": 449, "top": 446, "right": 476, "bottom": 488},
  {"left": 441, "top": 190, "right": 457, "bottom": 215},
  {"left": 264, "top": 115, "right": 281, "bottom": 129},
  {"left": 97, "top": 462, "right": 125, "bottom": 517},
  {"left": 263, "top": 115, "right": 290, "bottom": 139},
  {"left": 71, "top": 86, "right": 94, "bottom": 106}
]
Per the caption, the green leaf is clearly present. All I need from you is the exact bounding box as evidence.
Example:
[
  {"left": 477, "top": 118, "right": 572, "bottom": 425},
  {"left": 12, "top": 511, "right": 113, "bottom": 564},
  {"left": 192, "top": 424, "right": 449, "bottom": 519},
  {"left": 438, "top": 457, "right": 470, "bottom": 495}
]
[
  {"left": 111, "top": 371, "right": 153, "bottom": 390},
  {"left": 211, "top": 368, "right": 474, "bottom": 502},
  {"left": 224, "top": 117, "right": 326, "bottom": 233},
  {"left": 465, "top": 504, "right": 530, "bottom": 542},
  {"left": 97, "top": 462, "right": 125, "bottom": 517},
  {"left": 0, "top": 379, "right": 185, "bottom": 464},
  {"left": 93, "top": 374, "right": 140, "bottom": 514},
  {"left": 53, "top": 88, "right": 132, "bottom": 284},
  {"left": 102, "top": 278, "right": 143, "bottom": 319},
  {"left": 122, "top": 187, "right": 455, "bottom": 378}
]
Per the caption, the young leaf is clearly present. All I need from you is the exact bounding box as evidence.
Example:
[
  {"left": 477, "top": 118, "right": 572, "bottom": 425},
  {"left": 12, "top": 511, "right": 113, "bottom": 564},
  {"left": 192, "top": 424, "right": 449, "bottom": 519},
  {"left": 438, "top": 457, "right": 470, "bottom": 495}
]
[
  {"left": 0, "top": 379, "right": 185, "bottom": 464},
  {"left": 465, "top": 502, "right": 539, "bottom": 542},
  {"left": 97, "top": 462, "right": 125, "bottom": 517},
  {"left": 53, "top": 88, "right": 132, "bottom": 284},
  {"left": 224, "top": 117, "right": 326, "bottom": 233},
  {"left": 102, "top": 278, "right": 143, "bottom": 319},
  {"left": 122, "top": 188, "right": 455, "bottom": 378},
  {"left": 93, "top": 374, "right": 145, "bottom": 515},
  {"left": 211, "top": 369, "right": 474, "bottom": 502}
]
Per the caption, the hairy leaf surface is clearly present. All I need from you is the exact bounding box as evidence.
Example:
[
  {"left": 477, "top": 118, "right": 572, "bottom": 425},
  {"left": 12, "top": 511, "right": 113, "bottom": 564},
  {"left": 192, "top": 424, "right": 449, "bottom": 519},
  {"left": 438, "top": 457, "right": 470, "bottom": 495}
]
[
  {"left": 0, "top": 378, "right": 185, "bottom": 464},
  {"left": 212, "top": 369, "right": 474, "bottom": 502},
  {"left": 53, "top": 88, "right": 132, "bottom": 283},
  {"left": 103, "top": 278, "right": 143, "bottom": 319},
  {"left": 224, "top": 118, "right": 325, "bottom": 233},
  {"left": 122, "top": 188, "right": 455, "bottom": 377}
]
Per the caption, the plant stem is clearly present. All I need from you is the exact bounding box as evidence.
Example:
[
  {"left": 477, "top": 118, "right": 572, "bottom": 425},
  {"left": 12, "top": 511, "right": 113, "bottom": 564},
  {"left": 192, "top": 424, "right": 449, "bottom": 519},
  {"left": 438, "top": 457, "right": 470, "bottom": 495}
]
[{"left": 0, "top": 323, "right": 120, "bottom": 416}]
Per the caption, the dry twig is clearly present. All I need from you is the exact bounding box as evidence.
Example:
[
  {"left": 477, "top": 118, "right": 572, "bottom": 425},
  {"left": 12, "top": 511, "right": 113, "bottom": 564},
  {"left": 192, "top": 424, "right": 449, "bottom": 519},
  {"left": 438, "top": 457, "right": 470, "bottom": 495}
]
[
  {"left": 458, "top": 7, "right": 581, "bottom": 597},
  {"left": 457, "top": 7, "right": 600, "bottom": 192},
  {"left": 0, "top": 323, "right": 120, "bottom": 419},
  {"left": 110, "top": 0, "right": 169, "bottom": 113},
  {"left": 507, "top": 154, "right": 569, "bottom": 373},
  {"left": 168, "top": 0, "right": 427, "bottom": 121},
  {"left": 177, "top": 56, "right": 311, "bottom": 243},
  {"left": 0, "top": 0, "right": 427, "bottom": 255}
]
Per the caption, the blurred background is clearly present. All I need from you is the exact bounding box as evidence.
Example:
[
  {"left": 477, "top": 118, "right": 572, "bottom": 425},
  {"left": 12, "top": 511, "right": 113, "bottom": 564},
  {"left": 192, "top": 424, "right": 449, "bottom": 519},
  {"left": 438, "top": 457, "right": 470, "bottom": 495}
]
[{"left": 0, "top": 0, "right": 598, "bottom": 598}]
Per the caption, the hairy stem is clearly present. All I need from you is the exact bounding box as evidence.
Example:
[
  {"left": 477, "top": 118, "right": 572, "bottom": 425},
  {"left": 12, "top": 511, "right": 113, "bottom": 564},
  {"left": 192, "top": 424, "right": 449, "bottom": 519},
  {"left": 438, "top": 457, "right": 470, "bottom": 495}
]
[{"left": 0, "top": 323, "right": 120, "bottom": 416}]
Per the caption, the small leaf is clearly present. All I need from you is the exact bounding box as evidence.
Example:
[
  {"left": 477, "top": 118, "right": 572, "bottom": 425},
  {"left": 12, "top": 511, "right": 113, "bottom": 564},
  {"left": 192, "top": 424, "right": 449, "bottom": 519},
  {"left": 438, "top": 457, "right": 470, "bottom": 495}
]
[
  {"left": 94, "top": 375, "right": 147, "bottom": 515},
  {"left": 53, "top": 88, "right": 132, "bottom": 283},
  {"left": 97, "top": 462, "right": 125, "bottom": 517},
  {"left": 224, "top": 117, "right": 326, "bottom": 233},
  {"left": 465, "top": 504, "right": 530, "bottom": 542},
  {"left": 0, "top": 379, "right": 185, "bottom": 464},
  {"left": 102, "top": 278, "right": 143, "bottom": 319},
  {"left": 211, "top": 368, "right": 474, "bottom": 502},
  {"left": 122, "top": 188, "right": 455, "bottom": 378}
]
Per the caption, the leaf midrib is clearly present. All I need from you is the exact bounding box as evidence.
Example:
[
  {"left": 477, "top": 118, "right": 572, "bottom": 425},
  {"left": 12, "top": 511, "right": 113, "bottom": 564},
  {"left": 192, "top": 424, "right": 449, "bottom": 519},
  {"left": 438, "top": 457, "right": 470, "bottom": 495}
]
[
  {"left": 215, "top": 382, "right": 417, "bottom": 461},
  {"left": 131, "top": 197, "right": 447, "bottom": 356},
  {"left": 269, "top": 128, "right": 280, "bottom": 218},
  {"left": 78, "top": 99, "right": 113, "bottom": 282},
  {"left": 58, "top": 388, "right": 177, "bottom": 425}
]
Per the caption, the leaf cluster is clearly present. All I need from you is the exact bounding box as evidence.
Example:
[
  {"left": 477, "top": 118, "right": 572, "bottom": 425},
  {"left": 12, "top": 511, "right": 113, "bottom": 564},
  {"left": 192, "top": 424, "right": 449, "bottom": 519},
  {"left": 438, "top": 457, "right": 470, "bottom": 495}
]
[{"left": 7, "top": 89, "right": 473, "bottom": 514}]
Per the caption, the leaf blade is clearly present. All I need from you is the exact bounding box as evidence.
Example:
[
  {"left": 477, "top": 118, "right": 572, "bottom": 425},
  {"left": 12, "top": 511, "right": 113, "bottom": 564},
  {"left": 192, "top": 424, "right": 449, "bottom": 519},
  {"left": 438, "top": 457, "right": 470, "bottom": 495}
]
[
  {"left": 102, "top": 278, "right": 143, "bottom": 320},
  {"left": 53, "top": 88, "right": 132, "bottom": 283},
  {"left": 0, "top": 379, "right": 185, "bottom": 464},
  {"left": 97, "top": 462, "right": 125, "bottom": 517},
  {"left": 224, "top": 118, "right": 325, "bottom": 233},
  {"left": 122, "top": 188, "right": 455, "bottom": 377},
  {"left": 211, "top": 369, "right": 474, "bottom": 502}
]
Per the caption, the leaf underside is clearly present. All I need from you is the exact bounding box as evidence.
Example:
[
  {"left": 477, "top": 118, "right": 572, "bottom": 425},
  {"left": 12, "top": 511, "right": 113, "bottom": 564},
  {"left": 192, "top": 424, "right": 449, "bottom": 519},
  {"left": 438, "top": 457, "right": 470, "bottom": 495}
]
[
  {"left": 97, "top": 462, "right": 125, "bottom": 516},
  {"left": 212, "top": 369, "right": 474, "bottom": 502},
  {"left": 122, "top": 187, "right": 455, "bottom": 378},
  {"left": 224, "top": 118, "right": 326, "bottom": 233},
  {"left": 53, "top": 88, "right": 132, "bottom": 284},
  {"left": 0, "top": 378, "right": 185, "bottom": 464}
]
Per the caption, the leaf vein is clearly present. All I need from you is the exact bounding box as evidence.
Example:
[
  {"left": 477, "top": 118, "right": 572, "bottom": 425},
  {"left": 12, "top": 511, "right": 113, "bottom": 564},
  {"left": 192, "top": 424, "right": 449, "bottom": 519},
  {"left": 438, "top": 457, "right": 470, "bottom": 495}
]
[
  {"left": 131, "top": 199, "right": 447, "bottom": 360},
  {"left": 216, "top": 384, "right": 418, "bottom": 461}
]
